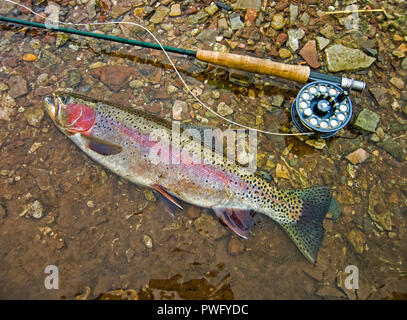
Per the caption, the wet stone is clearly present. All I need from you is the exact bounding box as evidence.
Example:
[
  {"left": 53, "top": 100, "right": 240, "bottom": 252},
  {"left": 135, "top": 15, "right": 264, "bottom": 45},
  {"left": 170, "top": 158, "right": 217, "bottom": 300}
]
[
  {"left": 170, "top": 3, "right": 181, "bottom": 17},
  {"left": 368, "top": 185, "right": 393, "bottom": 231},
  {"left": 67, "top": 69, "right": 82, "bottom": 88},
  {"left": 229, "top": 13, "right": 244, "bottom": 30},
  {"left": 271, "top": 94, "right": 284, "bottom": 107},
  {"left": 205, "top": 2, "right": 218, "bottom": 15},
  {"left": 197, "top": 29, "right": 218, "bottom": 43},
  {"left": 289, "top": 4, "right": 298, "bottom": 25},
  {"left": 299, "top": 40, "right": 320, "bottom": 69},
  {"left": 24, "top": 107, "right": 44, "bottom": 127},
  {"left": 193, "top": 213, "right": 228, "bottom": 240},
  {"left": 228, "top": 238, "right": 244, "bottom": 255},
  {"left": 172, "top": 100, "right": 189, "bottom": 121},
  {"left": 0, "top": 82, "right": 9, "bottom": 92},
  {"left": 325, "top": 45, "right": 376, "bottom": 72},
  {"left": 234, "top": 0, "right": 261, "bottom": 10},
  {"left": 377, "top": 138, "right": 404, "bottom": 162},
  {"left": 319, "top": 24, "right": 335, "bottom": 38},
  {"left": 217, "top": 102, "right": 233, "bottom": 116},
  {"left": 347, "top": 229, "right": 366, "bottom": 254},
  {"left": 149, "top": 6, "right": 170, "bottom": 24},
  {"left": 389, "top": 77, "right": 405, "bottom": 90},
  {"left": 316, "top": 36, "right": 330, "bottom": 50},
  {"left": 279, "top": 48, "right": 291, "bottom": 59},
  {"left": 143, "top": 234, "right": 153, "bottom": 249},
  {"left": 287, "top": 28, "right": 305, "bottom": 52},
  {"left": 345, "top": 148, "right": 369, "bottom": 165},
  {"left": 188, "top": 11, "right": 210, "bottom": 24},
  {"left": 353, "top": 108, "right": 380, "bottom": 133},
  {"left": 8, "top": 75, "right": 28, "bottom": 98},
  {"left": 56, "top": 32, "right": 70, "bottom": 48},
  {"left": 21, "top": 200, "right": 44, "bottom": 219},
  {"left": 270, "top": 14, "right": 286, "bottom": 30}
]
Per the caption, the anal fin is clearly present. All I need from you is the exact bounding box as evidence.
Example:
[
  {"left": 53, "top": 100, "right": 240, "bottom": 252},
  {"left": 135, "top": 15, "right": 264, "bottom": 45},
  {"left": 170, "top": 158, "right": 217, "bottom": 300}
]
[{"left": 213, "top": 208, "right": 256, "bottom": 239}]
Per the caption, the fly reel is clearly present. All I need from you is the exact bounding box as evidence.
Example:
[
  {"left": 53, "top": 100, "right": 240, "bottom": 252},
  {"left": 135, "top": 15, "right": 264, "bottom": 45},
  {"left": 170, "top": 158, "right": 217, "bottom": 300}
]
[{"left": 291, "top": 80, "right": 353, "bottom": 138}]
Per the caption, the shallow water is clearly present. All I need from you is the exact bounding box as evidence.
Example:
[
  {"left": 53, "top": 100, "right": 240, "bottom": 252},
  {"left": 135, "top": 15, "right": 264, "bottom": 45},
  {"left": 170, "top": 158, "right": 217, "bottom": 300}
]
[{"left": 0, "top": 0, "right": 406, "bottom": 300}]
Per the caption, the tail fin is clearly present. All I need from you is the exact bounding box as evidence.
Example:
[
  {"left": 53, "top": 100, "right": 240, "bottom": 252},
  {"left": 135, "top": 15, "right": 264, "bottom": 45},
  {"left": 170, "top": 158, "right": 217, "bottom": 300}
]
[{"left": 281, "top": 186, "right": 332, "bottom": 263}]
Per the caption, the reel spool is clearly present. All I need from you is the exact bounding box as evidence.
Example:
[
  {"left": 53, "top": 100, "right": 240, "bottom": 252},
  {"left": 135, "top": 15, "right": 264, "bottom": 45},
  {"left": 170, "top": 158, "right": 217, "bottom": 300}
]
[{"left": 291, "top": 80, "right": 353, "bottom": 138}]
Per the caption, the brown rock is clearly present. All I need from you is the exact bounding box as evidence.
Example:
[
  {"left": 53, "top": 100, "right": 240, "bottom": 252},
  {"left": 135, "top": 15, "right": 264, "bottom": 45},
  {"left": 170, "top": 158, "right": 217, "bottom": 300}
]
[
  {"left": 8, "top": 75, "right": 28, "bottom": 98},
  {"left": 345, "top": 148, "right": 369, "bottom": 164},
  {"left": 276, "top": 32, "right": 288, "bottom": 44},
  {"left": 228, "top": 238, "right": 245, "bottom": 255},
  {"left": 244, "top": 9, "right": 258, "bottom": 25},
  {"left": 278, "top": 48, "right": 292, "bottom": 59},
  {"left": 3, "top": 57, "right": 19, "bottom": 67},
  {"left": 145, "top": 102, "right": 162, "bottom": 114},
  {"left": 91, "top": 66, "right": 135, "bottom": 92},
  {"left": 299, "top": 40, "right": 320, "bottom": 69},
  {"left": 275, "top": 1, "right": 290, "bottom": 11}
]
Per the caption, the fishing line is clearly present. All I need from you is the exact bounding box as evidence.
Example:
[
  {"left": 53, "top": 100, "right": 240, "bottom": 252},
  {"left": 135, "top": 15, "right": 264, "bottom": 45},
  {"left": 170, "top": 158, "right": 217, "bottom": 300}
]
[{"left": 2, "top": 0, "right": 313, "bottom": 136}]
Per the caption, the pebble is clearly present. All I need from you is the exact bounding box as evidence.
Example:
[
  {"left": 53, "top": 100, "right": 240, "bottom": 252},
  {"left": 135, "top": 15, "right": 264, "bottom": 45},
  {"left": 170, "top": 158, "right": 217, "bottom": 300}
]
[
  {"left": 299, "top": 40, "right": 320, "bottom": 68},
  {"left": 129, "top": 79, "right": 144, "bottom": 89},
  {"left": 234, "top": 0, "right": 262, "bottom": 10},
  {"left": 205, "top": 2, "right": 218, "bottom": 15},
  {"left": 67, "top": 69, "right": 82, "bottom": 88},
  {"left": 347, "top": 229, "right": 366, "bottom": 254},
  {"left": 345, "top": 148, "right": 369, "bottom": 164},
  {"left": 22, "top": 53, "right": 37, "bottom": 62},
  {"left": 21, "top": 200, "right": 44, "bottom": 219},
  {"left": 0, "top": 82, "right": 9, "bottom": 92},
  {"left": 279, "top": 48, "right": 292, "bottom": 59},
  {"left": 286, "top": 28, "right": 305, "bottom": 52},
  {"left": 149, "top": 6, "right": 170, "bottom": 24},
  {"left": 24, "top": 107, "right": 44, "bottom": 127},
  {"left": 325, "top": 44, "right": 376, "bottom": 72},
  {"left": 229, "top": 13, "right": 244, "bottom": 30},
  {"left": 289, "top": 4, "right": 299, "bottom": 25},
  {"left": 276, "top": 32, "right": 288, "bottom": 44},
  {"left": 217, "top": 102, "right": 233, "bottom": 116},
  {"left": 353, "top": 108, "right": 380, "bottom": 133},
  {"left": 316, "top": 36, "right": 330, "bottom": 50},
  {"left": 143, "top": 234, "right": 153, "bottom": 249},
  {"left": 271, "top": 94, "right": 284, "bottom": 107},
  {"left": 172, "top": 100, "right": 188, "bottom": 120},
  {"left": 275, "top": 163, "right": 290, "bottom": 179},
  {"left": 377, "top": 138, "right": 404, "bottom": 162},
  {"left": 228, "top": 238, "right": 245, "bottom": 255},
  {"left": 389, "top": 77, "right": 405, "bottom": 90},
  {"left": 169, "top": 3, "right": 181, "bottom": 17},
  {"left": 7, "top": 75, "right": 28, "bottom": 98},
  {"left": 270, "top": 14, "right": 286, "bottom": 30},
  {"left": 305, "top": 138, "right": 326, "bottom": 150}
]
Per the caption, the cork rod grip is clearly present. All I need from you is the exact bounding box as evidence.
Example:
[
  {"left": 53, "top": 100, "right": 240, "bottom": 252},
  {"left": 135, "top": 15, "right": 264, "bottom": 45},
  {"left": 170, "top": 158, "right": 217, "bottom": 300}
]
[{"left": 196, "top": 49, "right": 310, "bottom": 83}]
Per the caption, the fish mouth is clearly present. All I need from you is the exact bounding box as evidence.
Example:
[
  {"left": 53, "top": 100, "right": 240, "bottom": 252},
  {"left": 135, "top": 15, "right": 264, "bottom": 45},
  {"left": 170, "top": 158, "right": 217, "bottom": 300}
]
[{"left": 44, "top": 94, "right": 62, "bottom": 124}]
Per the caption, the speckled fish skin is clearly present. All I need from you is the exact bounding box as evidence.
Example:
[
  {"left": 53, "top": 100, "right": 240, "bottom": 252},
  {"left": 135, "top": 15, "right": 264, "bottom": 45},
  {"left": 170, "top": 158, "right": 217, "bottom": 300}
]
[{"left": 44, "top": 90, "right": 332, "bottom": 263}]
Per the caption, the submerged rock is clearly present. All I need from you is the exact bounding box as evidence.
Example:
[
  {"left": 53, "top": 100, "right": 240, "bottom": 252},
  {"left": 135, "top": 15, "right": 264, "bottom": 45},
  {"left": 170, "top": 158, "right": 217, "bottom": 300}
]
[
  {"left": 299, "top": 40, "right": 320, "bottom": 69},
  {"left": 347, "top": 229, "right": 366, "bottom": 254},
  {"left": 325, "top": 45, "right": 376, "bottom": 72},
  {"left": 368, "top": 185, "right": 393, "bottom": 231},
  {"left": 229, "top": 13, "right": 244, "bottom": 30},
  {"left": 353, "top": 109, "right": 380, "bottom": 133},
  {"left": 193, "top": 213, "right": 228, "bottom": 240},
  {"left": 377, "top": 138, "right": 404, "bottom": 162},
  {"left": 287, "top": 28, "right": 305, "bottom": 52},
  {"left": 24, "top": 107, "right": 44, "bottom": 127},
  {"left": 149, "top": 6, "right": 170, "bottom": 24},
  {"left": 316, "top": 36, "right": 330, "bottom": 50},
  {"left": 345, "top": 148, "right": 369, "bottom": 164},
  {"left": 8, "top": 75, "right": 28, "bottom": 98}
]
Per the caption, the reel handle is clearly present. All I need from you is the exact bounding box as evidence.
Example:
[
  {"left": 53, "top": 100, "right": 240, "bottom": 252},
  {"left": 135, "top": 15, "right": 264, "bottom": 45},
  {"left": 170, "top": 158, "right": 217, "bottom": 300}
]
[{"left": 196, "top": 49, "right": 310, "bottom": 83}]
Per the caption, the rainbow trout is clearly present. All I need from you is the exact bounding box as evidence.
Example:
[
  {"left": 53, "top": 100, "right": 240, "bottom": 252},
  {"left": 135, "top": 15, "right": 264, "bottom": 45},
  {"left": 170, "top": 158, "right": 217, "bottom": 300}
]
[{"left": 44, "top": 91, "right": 332, "bottom": 263}]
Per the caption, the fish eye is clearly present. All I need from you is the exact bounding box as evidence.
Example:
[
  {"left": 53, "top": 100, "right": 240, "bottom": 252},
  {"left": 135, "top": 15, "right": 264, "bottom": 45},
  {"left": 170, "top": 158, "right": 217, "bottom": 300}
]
[{"left": 60, "top": 95, "right": 72, "bottom": 104}]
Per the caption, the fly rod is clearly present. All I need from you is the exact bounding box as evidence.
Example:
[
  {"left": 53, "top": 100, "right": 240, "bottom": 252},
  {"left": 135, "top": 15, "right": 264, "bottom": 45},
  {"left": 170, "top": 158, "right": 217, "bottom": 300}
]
[{"left": 0, "top": 15, "right": 365, "bottom": 92}]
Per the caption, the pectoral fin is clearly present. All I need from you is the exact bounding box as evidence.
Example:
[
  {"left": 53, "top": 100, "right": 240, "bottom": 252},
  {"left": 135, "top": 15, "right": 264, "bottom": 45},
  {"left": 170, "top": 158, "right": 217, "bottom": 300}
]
[
  {"left": 151, "top": 184, "right": 183, "bottom": 210},
  {"left": 213, "top": 208, "right": 256, "bottom": 239},
  {"left": 80, "top": 134, "right": 122, "bottom": 155}
]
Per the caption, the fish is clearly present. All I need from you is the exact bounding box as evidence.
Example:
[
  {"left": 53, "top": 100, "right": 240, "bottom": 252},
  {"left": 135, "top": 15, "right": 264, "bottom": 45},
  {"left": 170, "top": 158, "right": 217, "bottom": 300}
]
[{"left": 44, "top": 90, "right": 332, "bottom": 263}]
